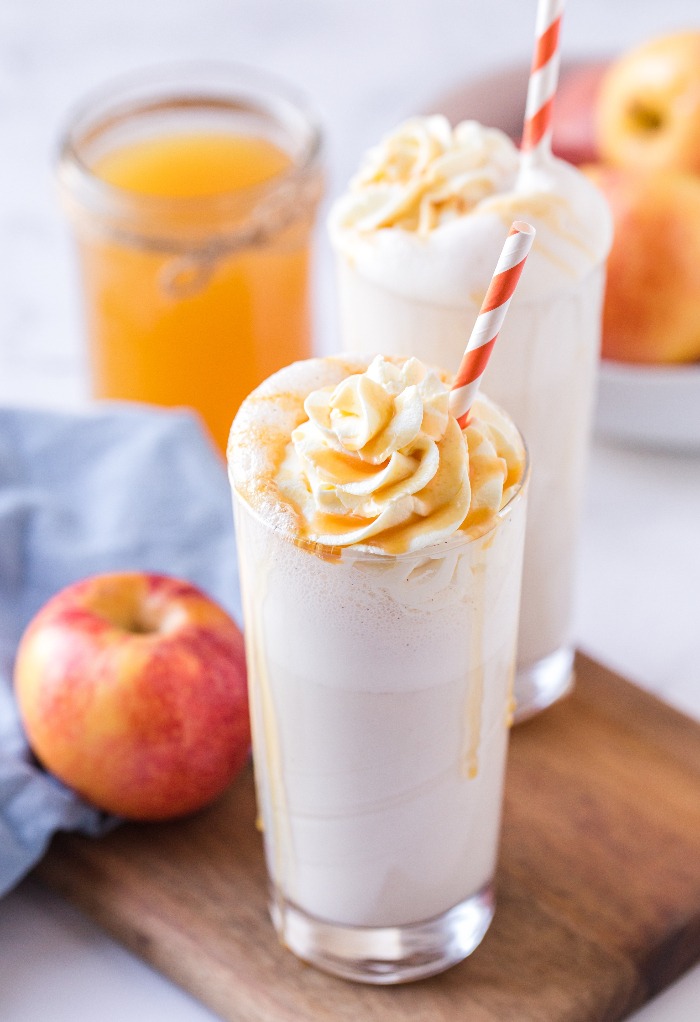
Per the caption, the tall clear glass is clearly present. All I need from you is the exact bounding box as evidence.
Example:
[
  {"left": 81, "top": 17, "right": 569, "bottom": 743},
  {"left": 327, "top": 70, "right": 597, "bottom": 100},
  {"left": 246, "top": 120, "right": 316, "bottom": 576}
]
[
  {"left": 56, "top": 63, "right": 323, "bottom": 453},
  {"left": 229, "top": 419, "right": 528, "bottom": 984}
]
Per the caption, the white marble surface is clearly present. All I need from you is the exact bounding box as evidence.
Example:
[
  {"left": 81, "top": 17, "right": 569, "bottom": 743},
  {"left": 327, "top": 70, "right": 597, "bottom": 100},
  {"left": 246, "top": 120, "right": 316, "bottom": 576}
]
[{"left": 1, "top": 1, "right": 699, "bottom": 1019}]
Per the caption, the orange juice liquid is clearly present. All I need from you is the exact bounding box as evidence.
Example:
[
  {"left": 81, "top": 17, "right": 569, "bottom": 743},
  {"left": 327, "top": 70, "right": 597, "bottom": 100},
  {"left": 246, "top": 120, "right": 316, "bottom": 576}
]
[{"left": 78, "top": 131, "right": 314, "bottom": 452}]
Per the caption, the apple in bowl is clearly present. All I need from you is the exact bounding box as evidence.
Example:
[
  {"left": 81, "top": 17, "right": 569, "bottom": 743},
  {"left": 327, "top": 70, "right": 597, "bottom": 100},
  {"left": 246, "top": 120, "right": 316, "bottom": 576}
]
[
  {"left": 596, "top": 31, "right": 700, "bottom": 175},
  {"left": 582, "top": 163, "right": 700, "bottom": 365},
  {"left": 551, "top": 60, "right": 608, "bottom": 166},
  {"left": 579, "top": 30, "right": 700, "bottom": 366},
  {"left": 14, "top": 572, "right": 250, "bottom": 821}
]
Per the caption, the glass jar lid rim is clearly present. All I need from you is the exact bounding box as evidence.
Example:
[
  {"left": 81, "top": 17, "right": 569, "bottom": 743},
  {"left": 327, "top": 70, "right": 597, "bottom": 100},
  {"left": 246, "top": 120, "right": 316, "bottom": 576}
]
[{"left": 57, "top": 59, "right": 323, "bottom": 213}]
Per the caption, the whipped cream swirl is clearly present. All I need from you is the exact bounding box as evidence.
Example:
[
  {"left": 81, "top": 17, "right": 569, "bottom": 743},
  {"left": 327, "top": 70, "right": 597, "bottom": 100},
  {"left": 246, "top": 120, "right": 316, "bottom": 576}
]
[
  {"left": 329, "top": 116, "right": 613, "bottom": 303},
  {"left": 276, "top": 356, "right": 523, "bottom": 554},
  {"left": 334, "top": 115, "right": 519, "bottom": 235}
]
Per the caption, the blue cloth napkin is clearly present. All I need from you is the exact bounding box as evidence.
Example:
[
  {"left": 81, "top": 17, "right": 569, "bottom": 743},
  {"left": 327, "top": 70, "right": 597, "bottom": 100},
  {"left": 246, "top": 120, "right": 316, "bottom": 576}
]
[{"left": 0, "top": 402, "right": 241, "bottom": 897}]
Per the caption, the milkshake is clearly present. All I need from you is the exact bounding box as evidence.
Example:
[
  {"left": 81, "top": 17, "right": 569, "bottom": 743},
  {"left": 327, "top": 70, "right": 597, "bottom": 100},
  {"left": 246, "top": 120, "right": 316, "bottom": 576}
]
[
  {"left": 228, "top": 353, "right": 528, "bottom": 983},
  {"left": 329, "top": 116, "right": 612, "bottom": 719}
]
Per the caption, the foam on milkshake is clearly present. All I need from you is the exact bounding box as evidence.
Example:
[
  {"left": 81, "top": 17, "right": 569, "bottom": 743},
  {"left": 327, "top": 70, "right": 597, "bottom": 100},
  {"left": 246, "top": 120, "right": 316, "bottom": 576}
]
[
  {"left": 329, "top": 116, "right": 610, "bottom": 304},
  {"left": 230, "top": 352, "right": 525, "bottom": 552}
]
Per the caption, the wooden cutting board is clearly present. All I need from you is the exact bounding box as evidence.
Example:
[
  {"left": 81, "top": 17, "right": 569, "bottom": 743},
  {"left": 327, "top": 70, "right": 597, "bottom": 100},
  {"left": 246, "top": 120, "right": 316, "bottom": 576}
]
[{"left": 34, "top": 652, "right": 700, "bottom": 1022}]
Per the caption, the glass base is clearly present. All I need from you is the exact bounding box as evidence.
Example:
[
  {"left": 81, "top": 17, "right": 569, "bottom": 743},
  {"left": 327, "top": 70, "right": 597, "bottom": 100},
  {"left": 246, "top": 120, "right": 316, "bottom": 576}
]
[
  {"left": 513, "top": 646, "right": 575, "bottom": 724},
  {"left": 270, "top": 883, "right": 495, "bottom": 984}
]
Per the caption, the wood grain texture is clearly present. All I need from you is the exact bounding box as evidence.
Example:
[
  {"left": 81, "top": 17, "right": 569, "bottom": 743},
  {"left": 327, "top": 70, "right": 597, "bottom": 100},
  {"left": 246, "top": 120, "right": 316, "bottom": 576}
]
[{"left": 34, "top": 653, "right": 700, "bottom": 1022}]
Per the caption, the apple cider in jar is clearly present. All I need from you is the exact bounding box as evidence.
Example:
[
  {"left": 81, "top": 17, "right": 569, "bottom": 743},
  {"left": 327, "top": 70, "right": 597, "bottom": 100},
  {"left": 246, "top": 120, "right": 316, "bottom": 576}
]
[{"left": 57, "top": 64, "right": 323, "bottom": 453}]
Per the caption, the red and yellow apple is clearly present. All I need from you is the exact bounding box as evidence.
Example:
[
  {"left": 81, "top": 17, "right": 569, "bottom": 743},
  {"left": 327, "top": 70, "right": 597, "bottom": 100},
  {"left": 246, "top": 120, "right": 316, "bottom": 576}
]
[
  {"left": 551, "top": 60, "right": 608, "bottom": 166},
  {"left": 583, "top": 163, "right": 700, "bottom": 364},
  {"left": 14, "top": 572, "right": 250, "bottom": 821},
  {"left": 596, "top": 31, "right": 700, "bottom": 175}
]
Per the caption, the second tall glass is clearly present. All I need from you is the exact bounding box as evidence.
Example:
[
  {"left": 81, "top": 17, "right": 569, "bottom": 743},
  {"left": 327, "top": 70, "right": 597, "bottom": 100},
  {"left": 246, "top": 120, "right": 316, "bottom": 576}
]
[{"left": 329, "top": 116, "right": 612, "bottom": 719}]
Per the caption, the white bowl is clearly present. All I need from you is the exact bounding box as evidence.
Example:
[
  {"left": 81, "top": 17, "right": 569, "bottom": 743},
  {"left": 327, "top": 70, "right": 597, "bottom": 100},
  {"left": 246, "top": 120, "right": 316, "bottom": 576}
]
[{"left": 596, "top": 360, "right": 700, "bottom": 453}]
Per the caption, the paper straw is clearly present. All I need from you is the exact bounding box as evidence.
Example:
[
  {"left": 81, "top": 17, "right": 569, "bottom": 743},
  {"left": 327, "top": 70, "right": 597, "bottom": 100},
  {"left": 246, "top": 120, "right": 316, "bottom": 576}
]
[
  {"left": 520, "top": 0, "right": 565, "bottom": 159},
  {"left": 449, "top": 222, "right": 536, "bottom": 429}
]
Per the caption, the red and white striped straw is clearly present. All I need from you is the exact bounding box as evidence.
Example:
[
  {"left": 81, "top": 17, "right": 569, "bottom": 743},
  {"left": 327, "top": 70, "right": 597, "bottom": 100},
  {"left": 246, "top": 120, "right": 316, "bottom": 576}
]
[
  {"left": 449, "top": 222, "right": 536, "bottom": 429},
  {"left": 520, "top": 0, "right": 565, "bottom": 158}
]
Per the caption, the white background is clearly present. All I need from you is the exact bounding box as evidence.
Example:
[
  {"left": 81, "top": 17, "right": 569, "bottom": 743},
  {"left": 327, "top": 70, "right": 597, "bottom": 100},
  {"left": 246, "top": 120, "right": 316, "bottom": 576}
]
[{"left": 1, "top": 1, "right": 699, "bottom": 1019}]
